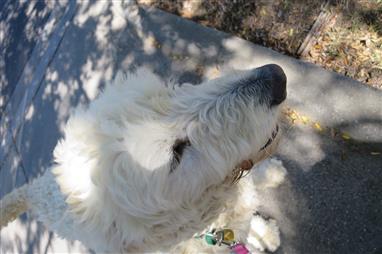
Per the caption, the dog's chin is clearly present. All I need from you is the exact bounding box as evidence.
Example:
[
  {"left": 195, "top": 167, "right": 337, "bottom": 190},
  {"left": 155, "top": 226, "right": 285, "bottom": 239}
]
[
  {"left": 253, "top": 123, "right": 281, "bottom": 161},
  {"left": 234, "top": 125, "right": 281, "bottom": 174}
]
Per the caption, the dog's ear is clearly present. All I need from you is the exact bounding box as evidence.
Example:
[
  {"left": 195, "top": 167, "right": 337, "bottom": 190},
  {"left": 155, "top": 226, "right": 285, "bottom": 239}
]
[{"left": 170, "top": 138, "right": 191, "bottom": 172}]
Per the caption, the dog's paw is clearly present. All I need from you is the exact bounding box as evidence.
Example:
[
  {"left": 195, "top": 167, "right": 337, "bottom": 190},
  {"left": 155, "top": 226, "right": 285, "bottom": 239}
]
[
  {"left": 251, "top": 158, "right": 287, "bottom": 189},
  {"left": 246, "top": 214, "right": 281, "bottom": 253}
]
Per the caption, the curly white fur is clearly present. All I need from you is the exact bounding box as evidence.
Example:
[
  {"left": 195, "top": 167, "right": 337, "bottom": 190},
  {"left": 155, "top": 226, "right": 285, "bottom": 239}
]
[{"left": 1, "top": 66, "right": 287, "bottom": 253}]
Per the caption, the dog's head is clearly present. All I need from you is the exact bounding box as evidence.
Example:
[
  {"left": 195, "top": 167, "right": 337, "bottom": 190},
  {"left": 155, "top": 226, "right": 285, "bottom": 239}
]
[
  {"left": 54, "top": 64, "right": 286, "bottom": 249},
  {"left": 113, "top": 64, "right": 286, "bottom": 201},
  {"left": 170, "top": 64, "right": 286, "bottom": 183}
]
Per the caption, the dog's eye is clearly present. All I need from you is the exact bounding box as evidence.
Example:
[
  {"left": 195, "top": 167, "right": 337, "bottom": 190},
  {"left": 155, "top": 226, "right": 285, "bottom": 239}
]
[{"left": 170, "top": 138, "right": 191, "bottom": 172}]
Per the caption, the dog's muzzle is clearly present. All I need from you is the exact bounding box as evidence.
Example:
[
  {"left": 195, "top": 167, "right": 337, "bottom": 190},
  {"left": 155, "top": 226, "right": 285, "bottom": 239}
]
[
  {"left": 235, "top": 64, "right": 287, "bottom": 107},
  {"left": 257, "top": 64, "right": 287, "bottom": 106}
]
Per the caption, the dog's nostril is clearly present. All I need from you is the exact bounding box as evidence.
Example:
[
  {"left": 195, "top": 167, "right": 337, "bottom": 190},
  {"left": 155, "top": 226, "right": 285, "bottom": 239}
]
[{"left": 257, "top": 64, "right": 287, "bottom": 106}]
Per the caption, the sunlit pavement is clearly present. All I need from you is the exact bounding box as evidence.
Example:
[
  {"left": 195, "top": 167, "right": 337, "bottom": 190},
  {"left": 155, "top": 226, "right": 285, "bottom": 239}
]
[{"left": 1, "top": 1, "right": 381, "bottom": 253}]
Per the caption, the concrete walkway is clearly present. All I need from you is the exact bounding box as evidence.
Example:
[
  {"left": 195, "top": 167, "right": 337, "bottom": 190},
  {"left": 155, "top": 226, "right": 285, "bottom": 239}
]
[{"left": 1, "top": 1, "right": 381, "bottom": 253}]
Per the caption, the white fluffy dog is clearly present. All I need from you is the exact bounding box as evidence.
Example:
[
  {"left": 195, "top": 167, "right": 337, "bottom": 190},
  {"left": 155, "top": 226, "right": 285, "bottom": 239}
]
[{"left": 1, "top": 64, "right": 287, "bottom": 253}]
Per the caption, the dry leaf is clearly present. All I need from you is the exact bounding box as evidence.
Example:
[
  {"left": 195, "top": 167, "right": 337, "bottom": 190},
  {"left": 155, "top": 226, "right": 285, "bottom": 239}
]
[
  {"left": 342, "top": 133, "right": 351, "bottom": 140},
  {"left": 301, "top": 116, "right": 309, "bottom": 124},
  {"left": 314, "top": 122, "right": 323, "bottom": 131},
  {"left": 289, "top": 28, "right": 294, "bottom": 37}
]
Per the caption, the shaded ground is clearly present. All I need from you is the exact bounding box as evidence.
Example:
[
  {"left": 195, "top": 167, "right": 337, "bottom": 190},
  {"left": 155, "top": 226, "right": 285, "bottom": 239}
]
[
  {"left": 307, "top": 1, "right": 382, "bottom": 88},
  {"left": 140, "top": 0, "right": 382, "bottom": 89}
]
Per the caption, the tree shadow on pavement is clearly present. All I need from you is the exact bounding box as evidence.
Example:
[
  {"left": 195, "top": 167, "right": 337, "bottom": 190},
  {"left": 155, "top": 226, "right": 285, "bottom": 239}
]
[
  {"left": 258, "top": 116, "right": 382, "bottom": 254},
  {"left": 1, "top": 2, "right": 233, "bottom": 254}
]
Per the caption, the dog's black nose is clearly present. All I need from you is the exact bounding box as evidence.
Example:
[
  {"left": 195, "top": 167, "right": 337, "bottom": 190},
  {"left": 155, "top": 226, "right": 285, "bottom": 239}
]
[{"left": 257, "top": 64, "right": 287, "bottom": 106}]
